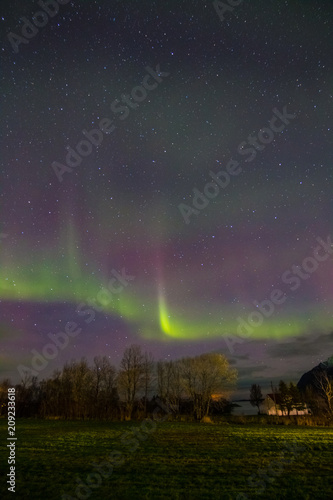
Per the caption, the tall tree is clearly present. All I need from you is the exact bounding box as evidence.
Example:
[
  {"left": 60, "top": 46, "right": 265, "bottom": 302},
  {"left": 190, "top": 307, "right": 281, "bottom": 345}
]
[
  {"left": 92, "top": 356, "right": 117, "bottom": 418},
  {"left": 40, "top": 371, "right": 62, "bottom": 418},
  {"left": 117, "top": 345, "right": 145, "bottom": 420},
  {"left": 157, "top": 360, "right": 182, "bottom": 413},
  {"left": 142, "top": 352, "right": 154, "bottom": 416},
  {"left": 249, "top": 384, "right": 263, "bottom": 414},
  {"left": 180, "top": 353, "right": 237, "bottom": 420},
  {"left": 288, "top": 382, "right": 303, "bottom": 414},
  {"left": 279, "top": 380, "right": 293, "bottom": 416}
]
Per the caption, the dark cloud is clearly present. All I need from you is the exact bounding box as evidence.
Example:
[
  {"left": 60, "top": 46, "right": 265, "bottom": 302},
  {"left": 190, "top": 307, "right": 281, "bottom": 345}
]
[{"left": 267, "top": 332, "right": 333, "bottom": 359}]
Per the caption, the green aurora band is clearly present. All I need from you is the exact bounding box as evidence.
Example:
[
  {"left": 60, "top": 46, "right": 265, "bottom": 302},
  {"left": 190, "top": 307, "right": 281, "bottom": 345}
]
[{"left": 1, "top": 222, "right": 332, "bottom": 342}]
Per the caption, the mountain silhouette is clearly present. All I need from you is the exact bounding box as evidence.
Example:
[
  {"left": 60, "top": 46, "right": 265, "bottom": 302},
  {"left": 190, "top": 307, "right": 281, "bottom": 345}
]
[{"left": 297, "top": 356, "right": 333, "bottom": 392}]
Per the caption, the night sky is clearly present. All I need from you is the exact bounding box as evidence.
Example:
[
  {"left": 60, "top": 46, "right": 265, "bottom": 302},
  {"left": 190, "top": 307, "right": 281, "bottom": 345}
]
[{"left": 1, "top": 0, "right": 332, "bottom": 397}]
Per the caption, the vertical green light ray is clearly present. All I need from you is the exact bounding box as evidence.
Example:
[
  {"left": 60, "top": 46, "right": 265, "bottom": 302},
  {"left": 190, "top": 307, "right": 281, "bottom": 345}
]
[{"left": 158, "top": 285, "right": 171, "bottom": 335}]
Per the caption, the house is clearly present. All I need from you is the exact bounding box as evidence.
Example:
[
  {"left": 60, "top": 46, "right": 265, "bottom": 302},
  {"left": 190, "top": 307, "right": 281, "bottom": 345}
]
[{"left": 262, "top": 393, "right": 311, "bottom": 416}]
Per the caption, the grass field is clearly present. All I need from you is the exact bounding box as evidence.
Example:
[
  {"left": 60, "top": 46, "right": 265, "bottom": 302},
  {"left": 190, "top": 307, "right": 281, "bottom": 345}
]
[{"left": 1, "top": 419, "right": 333, "bottom": 499}]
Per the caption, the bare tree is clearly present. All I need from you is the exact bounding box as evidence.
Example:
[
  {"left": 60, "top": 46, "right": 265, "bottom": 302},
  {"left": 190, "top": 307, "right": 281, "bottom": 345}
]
[
  {"left": 40, "top": 370, "right": 62, "bottom": 417},
  {"left": 168, "top": 361, "right": 183, "bottom": 413},
  {"left": 157, "top": 360, "right": 182, "bottom": 413},
  {"left": 72, "top": 358, "right": 93, "bottom": 418},
  {"left": 59, "top": 358, "right": 92, "bottom": 419},
  {"left": 92, "top": 356, "right": 117, "bottom": 418},
  {"left": 157, "top": 360, "right": 169, "bottom": 400},
  {"left": 314, "top": 370, "right": 333, "bottom": 414},
  {"left": 117, "top": 345, "right": 145, "bottom": 420},
  {"left": 59, "top": 363, "right": 74, "bottom": 418},
  {"left": 142, "top": 352, "right": 154, "bottom": 416}
]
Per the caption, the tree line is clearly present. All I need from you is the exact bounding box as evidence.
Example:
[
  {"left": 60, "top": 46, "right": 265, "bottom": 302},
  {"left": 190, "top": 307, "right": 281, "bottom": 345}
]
[
  {"left": 250, "top": 376, "right": 333, "bottom": 416},
  {"left": 0, "top": 346, "right": 237, "bottom": 421}
]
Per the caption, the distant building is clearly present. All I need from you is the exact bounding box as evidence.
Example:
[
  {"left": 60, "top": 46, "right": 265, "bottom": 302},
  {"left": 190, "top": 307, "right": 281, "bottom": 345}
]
[{"left": 262, "top": 393, "right": 311, "bottom": 416}]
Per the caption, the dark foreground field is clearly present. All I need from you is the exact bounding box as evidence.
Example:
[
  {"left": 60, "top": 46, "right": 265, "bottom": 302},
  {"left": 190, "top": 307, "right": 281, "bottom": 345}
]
[{"left": 1, "top": 419, "right": 333, "bottom": 499}]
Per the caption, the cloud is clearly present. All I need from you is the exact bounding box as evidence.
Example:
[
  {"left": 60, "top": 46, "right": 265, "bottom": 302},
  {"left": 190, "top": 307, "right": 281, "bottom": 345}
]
[{"left": 267, "top": 330, "right": 333, "bottom": 359}]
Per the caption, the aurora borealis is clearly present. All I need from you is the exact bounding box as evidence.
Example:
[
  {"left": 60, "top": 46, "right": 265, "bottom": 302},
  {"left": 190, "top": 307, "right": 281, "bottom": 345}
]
[{"left": 1, "top": 0, "right": 332, "bottom": 393}]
